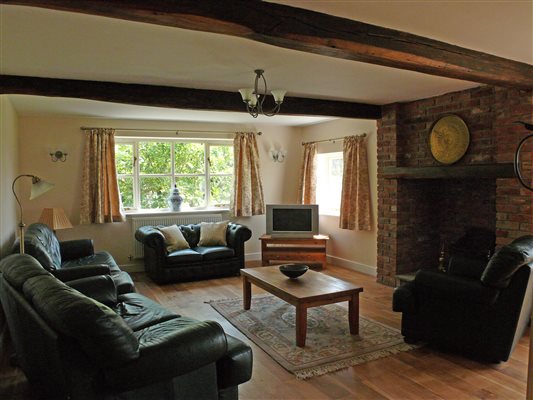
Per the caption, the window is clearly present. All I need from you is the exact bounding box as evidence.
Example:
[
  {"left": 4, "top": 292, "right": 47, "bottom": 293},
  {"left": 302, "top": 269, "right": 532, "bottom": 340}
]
[
  {"left": 316, "top": 152, "right": 343, "bottom": 216},
  {"left": 115, "top": 139, "right": 233, "bottom": 211}
]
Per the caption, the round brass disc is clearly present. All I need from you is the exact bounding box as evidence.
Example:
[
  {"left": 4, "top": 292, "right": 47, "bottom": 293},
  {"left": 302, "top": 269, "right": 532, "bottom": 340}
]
[{"left": 429, "top": 115, "right": 470, "bottom": 164}]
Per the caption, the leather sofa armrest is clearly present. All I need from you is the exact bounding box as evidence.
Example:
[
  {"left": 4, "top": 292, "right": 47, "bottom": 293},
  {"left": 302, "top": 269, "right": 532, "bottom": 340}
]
[
  {"left": 104, "top": 320, "right": 227, "bottom": 392},
  {"left": 415, "top": 270, "right": 500, "bottom": 305},
  {"left": 216, "top": 334, "right": 253, "bottom": 390},
  {"left": 392, "top": 281, "right": 417, "bottom": 313},
  {"left": 66, "top": 275, "right": 118, "bottom": 306},
  {"left": 52, "top": 265, "right": 111, "bottom": 282},
  {"left": 226, "top": 224, "right": 252, "bottom": 249},
  {"left": 135, "top": 226, "right": 165, "bottom": 249},
  {"left": 59, "top": 239, "right": 94, "bottom": 261}
]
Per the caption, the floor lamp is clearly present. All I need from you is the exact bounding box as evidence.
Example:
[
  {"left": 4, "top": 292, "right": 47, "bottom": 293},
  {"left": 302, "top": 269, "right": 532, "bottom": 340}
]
[
  {"left": 12, "top": 174, "right": 54, "bottom": 254},
  {"left": 513, "top": 121, "right": 533, "bottom": 399}
]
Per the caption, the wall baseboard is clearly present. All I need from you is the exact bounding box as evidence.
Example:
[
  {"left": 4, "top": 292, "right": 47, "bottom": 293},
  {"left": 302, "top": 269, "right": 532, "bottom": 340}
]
[
  {"left": 245, "top": 252, "right": 262, "bottom": 261},
  {"left": 120, "top": 253, "right": 375, "bottom": 275},
  {"left": 119, "top": 261, "right": 145, "bottom": 273},
  {"left": 326, "top": 255, "right": 377, "bottom": 276}
]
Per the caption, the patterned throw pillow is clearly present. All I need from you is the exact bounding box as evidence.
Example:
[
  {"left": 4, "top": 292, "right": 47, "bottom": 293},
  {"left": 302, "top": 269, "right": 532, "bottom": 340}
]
[
  {"left": 198, "top": 221, "right": 229, "bottom": 246},
  {"left": 159, "top": 225, "right": 190, "bottom": 252}
]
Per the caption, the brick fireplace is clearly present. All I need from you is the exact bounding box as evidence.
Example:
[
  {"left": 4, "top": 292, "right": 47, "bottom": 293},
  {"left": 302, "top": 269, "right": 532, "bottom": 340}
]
[{"left": 377, "top": 86, "right": 533, "bottom": 286}]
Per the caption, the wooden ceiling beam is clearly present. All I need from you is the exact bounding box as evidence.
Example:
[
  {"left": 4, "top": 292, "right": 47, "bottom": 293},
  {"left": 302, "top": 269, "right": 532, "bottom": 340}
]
[
  {"left": 2, "top": 0, "right": 532, "bottom": 89},
  {"left": 0, "top": 75, "right": 382, "bottom": 119}
]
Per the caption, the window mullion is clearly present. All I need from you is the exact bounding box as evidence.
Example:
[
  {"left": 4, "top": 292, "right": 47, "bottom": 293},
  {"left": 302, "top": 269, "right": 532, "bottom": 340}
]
[
  {"left": 171, "top": 142, "right": 175, "bottom": 187},
  {"left": 205, "top": 142, "right": 210, "bottom": 208},
  {"left": 134, "top": 142, "right": 140, "bottom": 210}
]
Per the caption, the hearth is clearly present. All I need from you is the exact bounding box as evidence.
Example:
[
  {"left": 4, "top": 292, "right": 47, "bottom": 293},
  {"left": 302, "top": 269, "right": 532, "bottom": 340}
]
[{"left": 376, "top": 85, "right": 532, "bottom": 286}]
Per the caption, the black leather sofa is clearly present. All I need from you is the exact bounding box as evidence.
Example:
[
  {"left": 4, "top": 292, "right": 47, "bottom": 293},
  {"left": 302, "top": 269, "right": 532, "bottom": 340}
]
[
  {"left": 135, "top": 223, "right": 252, "bottom": 284},
  {"left": 14, "top": 223, "right": 135, "bottom": 294},
  {"left": 393, "top": 235, "right": 533, "bottom": 362},
  {"left": 0, "top": 254, "right": 253, "bottom": 399}
]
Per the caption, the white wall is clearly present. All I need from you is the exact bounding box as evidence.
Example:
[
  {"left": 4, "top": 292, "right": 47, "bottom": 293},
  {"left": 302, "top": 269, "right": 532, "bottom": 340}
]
[
  {"left": 300, "top": 118, "right": 378, "bottom": 274},
  {"left": 0, "top": 96, "right": 19, "bottom": 258},
  {"left": 17, "top": 116, "right": 302, "bottom": 269}
]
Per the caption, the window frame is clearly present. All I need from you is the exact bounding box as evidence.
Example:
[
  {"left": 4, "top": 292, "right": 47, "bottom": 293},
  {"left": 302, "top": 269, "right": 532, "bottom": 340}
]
[{"left": 115, "top": 138, "right": 233, "bottom": 212}]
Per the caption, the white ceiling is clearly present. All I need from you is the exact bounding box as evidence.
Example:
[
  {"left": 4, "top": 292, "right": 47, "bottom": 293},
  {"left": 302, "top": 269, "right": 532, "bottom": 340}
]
[{"left": 1, "top": 1, "right": 531, "bottom": 125}]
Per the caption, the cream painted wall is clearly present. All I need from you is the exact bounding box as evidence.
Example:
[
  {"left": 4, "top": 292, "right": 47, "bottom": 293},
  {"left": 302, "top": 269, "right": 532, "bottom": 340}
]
[
  {"left": 300, "top": 119, "right": 378, "bottom": 274},
  {"left": 17, "top": 116, "right": 302, "bottom": 269},
  {"left": 0, "top": 96, "right": 19, "bottom": 258}
]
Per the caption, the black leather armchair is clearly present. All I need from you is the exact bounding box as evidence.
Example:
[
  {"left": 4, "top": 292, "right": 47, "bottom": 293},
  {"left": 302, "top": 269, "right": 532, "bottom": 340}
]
[
  {"left": 14, "top": 223, "right": 135, "bottom": 294},
  {"left": 393, "top": 235, "right": 533, "bottom": 362},
  {"left": 136, "top": 223, "right": 252, "bottom": 284},
  {"left": 0, "top": 254, "right": 253, "bottom": 399}
]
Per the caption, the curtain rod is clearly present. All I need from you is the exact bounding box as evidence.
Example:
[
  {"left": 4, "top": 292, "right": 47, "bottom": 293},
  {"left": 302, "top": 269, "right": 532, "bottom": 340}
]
[
  {"left": 80, "top": 127, "right": 262, "bottom": 135},
  {"left": 302, "top": 133, "right": 366, "bottom": 145}
]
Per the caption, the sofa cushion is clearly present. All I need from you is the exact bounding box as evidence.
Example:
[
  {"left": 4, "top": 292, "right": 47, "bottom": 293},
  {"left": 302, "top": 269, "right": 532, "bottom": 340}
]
[
  {"left": 193, "top": 246, "right": 235, "bottom": 261},
  {"left": 61, "top": 251, "right": 135, "bottom": 294},
  {"left": 18, "top": 223, "right": 62, "bottom": 271},
  {"left": 0, "top": 254, "right": 51, "bottom": 289},
  {"left": 166, "top": 248, "right": 203, "bottom": 265},
  {"left": 199, "top": 221, "right": 229, "bottom": 246},
  {"left": 22, "top": 274, "right": 140, "bottom": 368},
  {"left": 447, "top": 254, "right": 488, "bottom": 280},
  {"left": 61, "top": 251, "right": 120, "bottom": 273},
  {"left": 481, "top": 235, "right": 533, "bottom": 288},
  {"left": 116, "top": 293, "right": 180, "bottom": 331},
  {"left": 159, "top": 225, "right": 190, "bottom": 252}
]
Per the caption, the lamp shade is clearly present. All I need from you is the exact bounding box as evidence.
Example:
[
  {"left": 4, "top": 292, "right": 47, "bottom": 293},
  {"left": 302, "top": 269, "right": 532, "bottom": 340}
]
[
  {"left": 238, "top": 88, "right": 254, "bottom": 102},
  {"left": 30, "top": 178, "right": 55, "bottom": 200},
  {"left": 271, "top": 89, "right": 286, "bottom": 104},
  {"left": 38, "top": 208, "right": 73, "bottom": 230}
]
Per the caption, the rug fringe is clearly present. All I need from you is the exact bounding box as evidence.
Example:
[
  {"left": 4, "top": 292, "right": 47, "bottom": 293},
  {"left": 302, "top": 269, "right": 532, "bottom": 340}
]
[{"left": 294, "top": 342, "right": 419, "bottom": 380}]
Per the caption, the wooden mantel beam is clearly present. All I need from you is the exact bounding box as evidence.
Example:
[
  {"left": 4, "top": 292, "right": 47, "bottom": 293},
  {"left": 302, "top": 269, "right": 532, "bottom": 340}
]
[
  {"left": 1, "top": 0, "right": 532, "bottom": 89},
  {"left": 0, "top": 75, "right": 382, "bottom": 119}
]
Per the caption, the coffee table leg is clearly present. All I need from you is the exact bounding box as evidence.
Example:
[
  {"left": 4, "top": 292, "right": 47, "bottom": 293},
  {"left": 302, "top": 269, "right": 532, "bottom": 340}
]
[
  {"left": 348, "top": 293, "right": 359, "bottom": 335},
  {"left": 243, "top": 277, "right": 251, "bottom": 310},
  {"left": 296, "top": 304, "right": 307, "bottom": 347}
]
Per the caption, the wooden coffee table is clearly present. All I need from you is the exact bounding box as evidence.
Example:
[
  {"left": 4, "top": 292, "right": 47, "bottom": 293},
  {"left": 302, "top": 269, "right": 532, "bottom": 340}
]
[{"left": 240, "top": 266, "right": 363, "bottom": 347}]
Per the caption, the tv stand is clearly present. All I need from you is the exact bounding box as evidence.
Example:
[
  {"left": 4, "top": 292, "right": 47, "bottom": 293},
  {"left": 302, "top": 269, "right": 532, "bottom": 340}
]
[{"left": 259, "top": 234, "right": 329, "bottom": 270}]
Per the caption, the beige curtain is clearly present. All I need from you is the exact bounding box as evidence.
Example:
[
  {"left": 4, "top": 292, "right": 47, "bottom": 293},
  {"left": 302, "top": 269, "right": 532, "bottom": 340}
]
[
  {"left": 339, "top": 135, "right": 371, "bottom": 230},
  {"left": 298, "top": 143, "right": 317, "bottom": 204},
  {"left": 231, "top": 132, "right": 265, "bottom": 216},
  {"left": 80, "top": 128, "right": 125, "bottom": 224}
]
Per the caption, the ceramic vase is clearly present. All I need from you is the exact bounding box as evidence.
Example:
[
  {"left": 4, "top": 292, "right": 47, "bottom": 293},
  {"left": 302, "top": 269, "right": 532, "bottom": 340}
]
[{"left": 168, "top": 184, "right": 183, "bottom": 212}]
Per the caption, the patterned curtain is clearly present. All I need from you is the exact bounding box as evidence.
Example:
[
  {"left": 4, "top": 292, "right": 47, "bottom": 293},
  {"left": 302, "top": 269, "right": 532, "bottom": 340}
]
[
  {"left": 80, "top": 128, "right": 125, "bottom": 224},
  {"left": 231, "top": 132, "right": 265, "bottom": 216},
  {"left": 339, "top": 135, "right": 371, "bottom": 230},
  {"left": 298, "top": 143, "right": 317, "bottom": 204}
]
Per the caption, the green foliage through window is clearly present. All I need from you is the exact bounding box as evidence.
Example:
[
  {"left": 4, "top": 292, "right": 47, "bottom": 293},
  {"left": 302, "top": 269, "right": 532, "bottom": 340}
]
[{"left": 115, "top": 140, "right": 233, "bottom": 210}]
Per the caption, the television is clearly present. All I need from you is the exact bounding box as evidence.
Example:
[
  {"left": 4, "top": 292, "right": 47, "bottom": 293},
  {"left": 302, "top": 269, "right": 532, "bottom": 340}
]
[{"left": 266, "top": 204, "right": 319, "bottom": 238}]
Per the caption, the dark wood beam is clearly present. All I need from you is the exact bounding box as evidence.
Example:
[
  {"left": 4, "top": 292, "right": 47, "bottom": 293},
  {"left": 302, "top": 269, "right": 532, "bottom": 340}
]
[
  {"left": 0, "top": 75, "right": 381, "bottom": 119},
  {"left": 382, "top": 164, "right": 515, "bottom": 180},
  {"left": 2, "top": 0, "right": 532, "bottom": 89}
]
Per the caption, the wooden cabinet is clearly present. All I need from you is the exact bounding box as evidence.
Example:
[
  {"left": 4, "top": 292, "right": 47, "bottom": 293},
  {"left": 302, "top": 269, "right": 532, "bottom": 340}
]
[{"left": 259, "top": 234, "right": 329, "bottom": 270}]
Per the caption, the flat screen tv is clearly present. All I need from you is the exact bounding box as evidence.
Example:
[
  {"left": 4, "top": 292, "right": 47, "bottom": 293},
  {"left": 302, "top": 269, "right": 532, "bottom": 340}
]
[{"left": 266, "top": 204, "right": 319, "bottom": 237}]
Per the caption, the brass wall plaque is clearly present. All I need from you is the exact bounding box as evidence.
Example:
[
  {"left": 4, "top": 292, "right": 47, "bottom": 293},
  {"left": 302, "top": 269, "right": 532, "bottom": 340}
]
[{"left": 429, "top": 115, "right": 470, "bottom": 164}]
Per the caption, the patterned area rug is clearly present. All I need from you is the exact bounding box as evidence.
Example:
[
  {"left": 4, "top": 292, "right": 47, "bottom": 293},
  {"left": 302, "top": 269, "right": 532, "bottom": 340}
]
[{"left": 209, "top": 295, "right": 417, "bottom": 379}]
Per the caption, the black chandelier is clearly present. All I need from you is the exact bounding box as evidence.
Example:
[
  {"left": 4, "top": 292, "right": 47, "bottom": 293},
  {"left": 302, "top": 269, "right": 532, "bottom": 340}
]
[{"left": 239, "top": 69, "right": 286, "bottom": 118}]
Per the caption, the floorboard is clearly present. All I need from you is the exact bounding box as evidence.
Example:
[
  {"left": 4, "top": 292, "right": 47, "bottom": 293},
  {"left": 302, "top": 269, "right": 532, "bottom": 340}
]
[{"left": 0, "top": 263, "right": 529, "bottom": 399}]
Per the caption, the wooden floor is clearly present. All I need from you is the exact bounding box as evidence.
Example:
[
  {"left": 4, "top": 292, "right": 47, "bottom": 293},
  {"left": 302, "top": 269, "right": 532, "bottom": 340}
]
[{"left": 1, "top": 263, "right": 529, "bottom": 399}]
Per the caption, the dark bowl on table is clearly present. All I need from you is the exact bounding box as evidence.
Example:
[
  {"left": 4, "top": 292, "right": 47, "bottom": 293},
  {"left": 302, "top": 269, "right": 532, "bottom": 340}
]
[{"left": 279, "top": 264, "right": 309, "bottom": 279}]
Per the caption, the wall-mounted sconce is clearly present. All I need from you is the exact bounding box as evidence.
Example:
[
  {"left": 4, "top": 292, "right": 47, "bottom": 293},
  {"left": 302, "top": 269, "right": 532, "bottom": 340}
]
[
  {"left": 50, "top": 150, "right": 68, "bottom": 162},
  {"left": 270, "top": 149, "right": 286, "bottom": 163}
]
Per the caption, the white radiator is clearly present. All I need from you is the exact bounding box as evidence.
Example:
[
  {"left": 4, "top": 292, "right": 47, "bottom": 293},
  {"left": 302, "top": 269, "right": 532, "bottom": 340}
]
[{"left": 131, "top": 214, "right": 223, "bottom": 258}]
